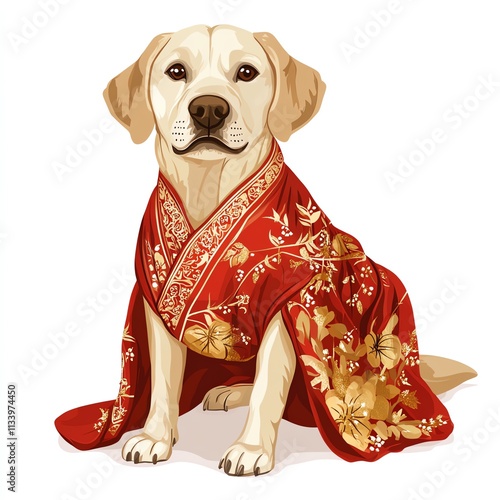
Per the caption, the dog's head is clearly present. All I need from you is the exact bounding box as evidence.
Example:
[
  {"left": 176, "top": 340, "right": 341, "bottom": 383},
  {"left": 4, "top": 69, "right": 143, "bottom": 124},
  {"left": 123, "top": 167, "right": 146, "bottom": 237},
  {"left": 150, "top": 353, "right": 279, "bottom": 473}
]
[{"left": 104, "top": 25, "right": 325, "bottom": 160}]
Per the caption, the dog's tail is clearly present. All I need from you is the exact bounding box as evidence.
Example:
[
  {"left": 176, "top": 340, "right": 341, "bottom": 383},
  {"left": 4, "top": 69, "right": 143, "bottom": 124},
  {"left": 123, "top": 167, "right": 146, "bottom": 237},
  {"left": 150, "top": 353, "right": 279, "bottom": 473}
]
[{"left": 419, "top": 355, "right": 477, "bottom": 395}]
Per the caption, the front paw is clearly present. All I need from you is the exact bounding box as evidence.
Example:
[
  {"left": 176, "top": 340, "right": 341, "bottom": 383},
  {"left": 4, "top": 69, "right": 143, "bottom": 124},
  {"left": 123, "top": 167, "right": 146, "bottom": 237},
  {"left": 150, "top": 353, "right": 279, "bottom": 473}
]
[
  {"left": 203, "top": 384, "right": 253, "bottom": 411},
  {"left": 219, "top": 443, "right": 274, "bottom": 476},
  {"left": 122, "top": 431, "right": 176, "bottom": 465}
]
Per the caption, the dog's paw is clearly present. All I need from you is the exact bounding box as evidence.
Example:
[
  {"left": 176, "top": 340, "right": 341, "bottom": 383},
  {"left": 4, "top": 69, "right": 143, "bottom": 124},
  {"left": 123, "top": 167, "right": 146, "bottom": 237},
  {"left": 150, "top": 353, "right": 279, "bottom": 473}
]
[
  {"left": 122, "top": 432, "right": 177, "bottom": 465},
  {"left": 219, "top": 443, "right": 274, "bottom": 476},
  {"left": 203, "top": 384, "right": 253, "bottom": 411}
]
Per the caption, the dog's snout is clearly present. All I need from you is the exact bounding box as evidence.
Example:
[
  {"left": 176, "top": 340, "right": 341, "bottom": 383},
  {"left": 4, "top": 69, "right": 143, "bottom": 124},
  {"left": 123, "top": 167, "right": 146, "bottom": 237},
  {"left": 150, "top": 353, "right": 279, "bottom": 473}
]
[{"left": 188, "top": 95, "right": 230, "bottom": 131}]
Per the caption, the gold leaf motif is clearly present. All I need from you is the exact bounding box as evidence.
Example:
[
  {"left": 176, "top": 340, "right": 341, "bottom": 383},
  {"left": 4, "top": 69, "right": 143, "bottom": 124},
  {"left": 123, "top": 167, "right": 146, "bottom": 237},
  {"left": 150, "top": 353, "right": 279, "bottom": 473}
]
[
  {"left": 122, "top": 325, "right": 135, "bottom": 343},
  {"left": 332, "top": 234, "right": 349, "bottom": 256},
  {"left": 264, "top": 254, "right": 277, "bottom": 270},
  {"left": 371, "top": 395, "right": 390, "bottom": 420},
  {"left": 296, "top": 203, "right": 310, "bottom": 218},
  {"left": 332, "top": 362, "right": 351, "bottom": 398},
  {"left": 328, "top": 323, "right": 348, "bottom": 340},
  {"left": 301, "top": 355, "right": 330, "bottom": 392},
  {"left": 379, "top": 383, "right": 400, "bottom": 400},
  {"left": 387, "top": 425, "right": 401, "bottom": 440},
  {"left": 399, "top": 424, "right": 422, "bottom": 439},
  {"left": 268, "top": 232, "right": 281, "bottom": 247},
  {"left": 375, "top": 420, "right": 389, "bottom": 440},
  {"left": 309, "top": 211, "right": 321, "bottom": 224},
  {"left": 299, "top": 247, "right": 310, "bottom": 260},
  {"left": 296, "top": 311, "right": 311, "bottom": 345},
  {"left": 355, "top": 343, "right": 367, "bottom": 358},
  {"left": 400, "top": 390, "right": 420, "bottom": 409},
  {"left": 356, "top": 300, "right": 363, "bottom": 314},
  {"left": 223, "top": 242, "right": 250, "bottom": 268}
]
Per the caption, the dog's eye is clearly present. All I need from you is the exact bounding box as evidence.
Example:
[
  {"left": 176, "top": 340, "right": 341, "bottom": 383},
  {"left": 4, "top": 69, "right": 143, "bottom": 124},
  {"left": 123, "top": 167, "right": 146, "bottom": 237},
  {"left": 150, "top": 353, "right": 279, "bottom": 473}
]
[
  {"left": 236, "top": 64, "right": 259, "bottom": 82},
  {"left": 166, "top": 63, "right": 187, "bottom": 81}
]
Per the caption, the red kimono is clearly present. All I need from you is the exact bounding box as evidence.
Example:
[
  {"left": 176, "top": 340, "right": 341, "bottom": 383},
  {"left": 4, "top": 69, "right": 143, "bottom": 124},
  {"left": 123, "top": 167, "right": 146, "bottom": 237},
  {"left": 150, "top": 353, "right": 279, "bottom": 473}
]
[{"left": 55, "top": 140, "right": 452, "bottom": 461}]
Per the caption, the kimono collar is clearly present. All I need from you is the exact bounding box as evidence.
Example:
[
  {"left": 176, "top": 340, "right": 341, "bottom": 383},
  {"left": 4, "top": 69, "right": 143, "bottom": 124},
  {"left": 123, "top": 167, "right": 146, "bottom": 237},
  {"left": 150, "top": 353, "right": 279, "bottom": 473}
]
[{"left": 154, "top": 139, "right": 285, "bottom": 330}]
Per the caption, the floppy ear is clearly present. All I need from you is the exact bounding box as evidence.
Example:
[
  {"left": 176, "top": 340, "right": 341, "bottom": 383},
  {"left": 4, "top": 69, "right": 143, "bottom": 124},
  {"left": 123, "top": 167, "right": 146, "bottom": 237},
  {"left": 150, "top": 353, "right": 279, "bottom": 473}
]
[
  {"left": 254, "top": 32, "right": 326, "bottom": 142},
  {"left": 103, "top": 33, "right": 172, "bottom": 144}
]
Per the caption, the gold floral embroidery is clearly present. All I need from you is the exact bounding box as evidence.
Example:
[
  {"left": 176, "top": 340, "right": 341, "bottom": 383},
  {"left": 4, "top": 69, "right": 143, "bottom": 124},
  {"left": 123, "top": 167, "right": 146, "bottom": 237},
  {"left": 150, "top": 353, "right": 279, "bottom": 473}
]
[
  {"left": 326, "top": 376, "right": 376, "bottom": 451},
  {"left": 313, "top": 306, "right": 347, "bottom": 341},
  {"left": 158, "top": 179, "right": 190, "bottom": 251},
  {"left": 105, "top": 326, "right": 135, "bottom": 437},
  {"left": 159, "top": 143, "right": 283, "bottom": 330},
  {"left": 365, "top": 315, "right": 402, "bottom": 370},
  {"left": 291, "top": 303, "right": 447, "bottom": 454},
  {"left": 223, "top": 242, "right": 250, "bottom": 267},
  {"left": 183, "top": 318, "right": 250, "bottom": 361},
  {"left": 402, "top": 329, "right": 419, "bottom": 367},
  {"left": 400, "top": 390, "right": 420, "bottom": 409},
  {"left": 145, "top": 242, "right": 168, "bottom": 292},
  {"left": 300, "top": 355, "right": 330, "bottom": 392},
  {"left": 122, "top": 325, "right": 134, "bottom": 343},
  {"left": 107, "top": 377, "right": 134, "bottom": 437},
  {"left": 93, "top": 408, "right": 109, "bottom": 434}
]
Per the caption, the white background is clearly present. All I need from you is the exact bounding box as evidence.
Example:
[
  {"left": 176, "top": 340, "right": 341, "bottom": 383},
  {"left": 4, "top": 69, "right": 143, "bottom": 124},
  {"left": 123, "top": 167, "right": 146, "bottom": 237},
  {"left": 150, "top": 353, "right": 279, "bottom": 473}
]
[{"left": 1, "top": 0, "right": 499, "bottom": 498}]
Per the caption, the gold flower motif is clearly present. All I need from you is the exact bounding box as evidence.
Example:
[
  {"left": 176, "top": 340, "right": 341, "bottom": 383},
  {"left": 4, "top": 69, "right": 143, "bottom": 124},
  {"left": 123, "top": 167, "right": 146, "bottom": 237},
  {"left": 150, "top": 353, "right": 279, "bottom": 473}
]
[
  {"left": 93, "top": 408, "right": 109, "bottom": 433},
  {"left": 326, "top": 376, "right": 377, "bottom": 451},
  {"left": 223, "top": 242, "right": 250, "bottom": 267},
  {"left": 184, "top": 320, "right": 239, "bottom": 360},
  {"left": 365, "top": 314, "right": 402, "bottom": 370}
]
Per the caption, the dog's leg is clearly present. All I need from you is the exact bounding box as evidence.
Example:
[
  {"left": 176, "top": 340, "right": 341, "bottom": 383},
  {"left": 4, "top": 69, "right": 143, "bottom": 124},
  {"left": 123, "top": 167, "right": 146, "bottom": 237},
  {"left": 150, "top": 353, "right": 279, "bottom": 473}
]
[
  {"left": 122, "top": 299, "right": 186, "bottom": 464},
  {"left": 219, "top": 312, "right": 295, "bottom": 476},
  {"left": 202, "top": 384, "right": 253, "bottom": 411}
]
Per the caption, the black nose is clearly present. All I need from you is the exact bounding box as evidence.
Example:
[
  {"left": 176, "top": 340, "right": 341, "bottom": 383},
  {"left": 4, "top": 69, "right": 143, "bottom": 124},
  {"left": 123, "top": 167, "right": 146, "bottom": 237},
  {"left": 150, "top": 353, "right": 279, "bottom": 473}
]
[{"left": 188, "top": 95, "right": 230, "bottom": 131}]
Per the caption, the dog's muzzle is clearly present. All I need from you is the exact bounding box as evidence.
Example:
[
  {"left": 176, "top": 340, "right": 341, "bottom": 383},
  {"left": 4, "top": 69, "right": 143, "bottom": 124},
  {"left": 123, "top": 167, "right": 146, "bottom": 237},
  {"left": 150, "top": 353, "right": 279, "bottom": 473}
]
[{"left": 173, "top": 94, "right": 247, "bottom": 155}]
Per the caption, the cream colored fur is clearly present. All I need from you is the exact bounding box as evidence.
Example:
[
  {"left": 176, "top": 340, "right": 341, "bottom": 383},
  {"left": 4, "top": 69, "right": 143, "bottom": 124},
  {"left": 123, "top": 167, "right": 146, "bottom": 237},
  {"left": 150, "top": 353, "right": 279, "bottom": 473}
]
[
  {"left": 105, "top": 24, "right": 324, "bottom": 475},
  {"left": 104, "top": 25, "right": 473, "bottom": 476}
]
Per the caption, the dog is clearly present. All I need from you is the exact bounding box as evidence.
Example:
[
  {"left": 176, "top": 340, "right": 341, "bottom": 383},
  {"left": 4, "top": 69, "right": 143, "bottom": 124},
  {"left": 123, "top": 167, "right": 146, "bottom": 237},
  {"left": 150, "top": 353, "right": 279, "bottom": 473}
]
[
  {"left": 56, "top": 24, "right": 476, "bottom": 476},
  {"left": 108, "top": 24, "right": 322, "bottom": 476}
]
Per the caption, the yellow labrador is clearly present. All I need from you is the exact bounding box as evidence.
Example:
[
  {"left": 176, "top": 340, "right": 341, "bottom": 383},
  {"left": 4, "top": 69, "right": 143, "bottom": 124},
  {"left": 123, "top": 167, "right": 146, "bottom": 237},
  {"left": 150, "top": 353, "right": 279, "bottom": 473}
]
[
  {"left": 102, "top": 24, "right": 472, "bottom": 476},
  {"left": 104, "top": 24, "right": 324, "bottom": 476}
]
